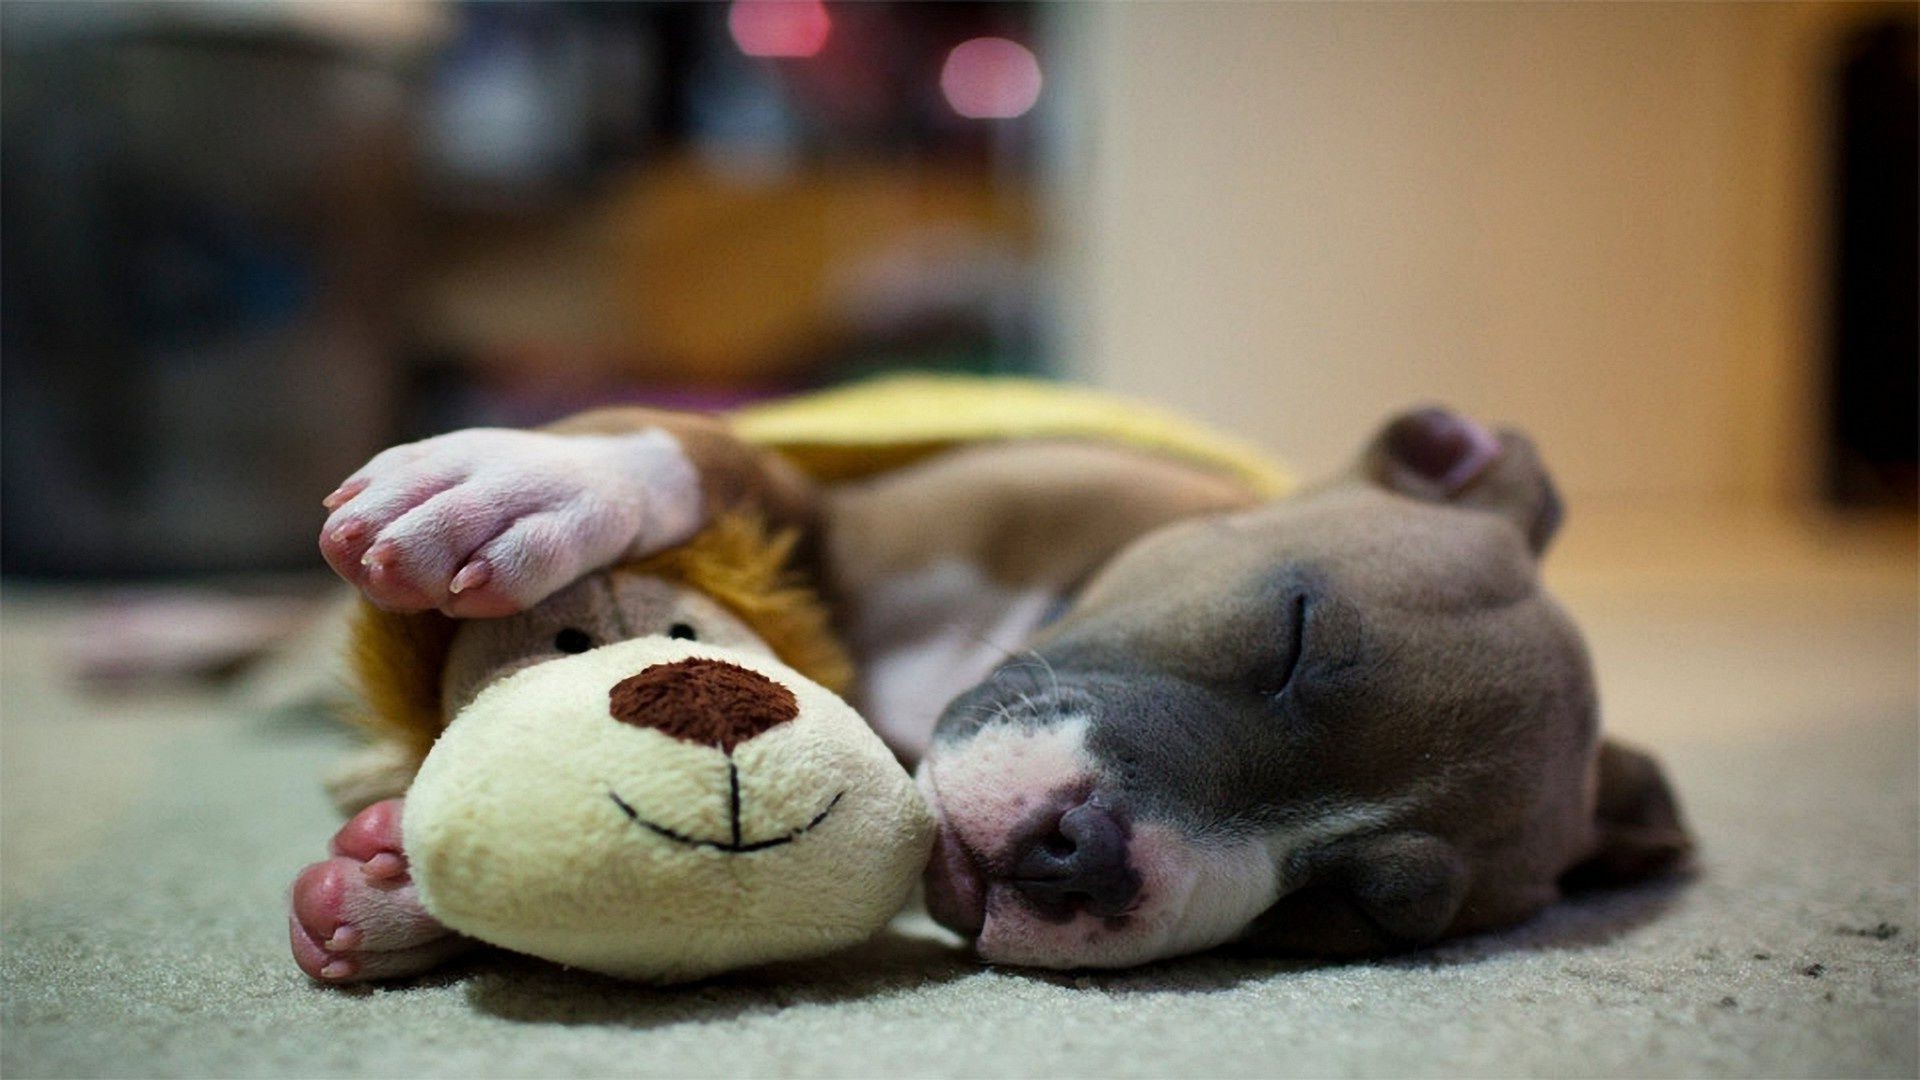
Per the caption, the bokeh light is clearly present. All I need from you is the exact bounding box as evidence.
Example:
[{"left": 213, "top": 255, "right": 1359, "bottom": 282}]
[
  {"left": 939, "top": 36, "right": 1041, "bottom": 120},
  {"left": 728, "top": 0, "right": 831, "bottom": 59}
]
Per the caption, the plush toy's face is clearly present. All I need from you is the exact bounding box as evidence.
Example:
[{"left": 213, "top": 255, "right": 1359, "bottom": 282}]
[{"left": 404, "top": 570, "right": 932, "bottom": 983}]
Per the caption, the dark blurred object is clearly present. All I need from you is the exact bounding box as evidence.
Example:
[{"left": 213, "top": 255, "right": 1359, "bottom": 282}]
[
  {"left": 1, "top": 1, "right": 1050, "bottom": 579},
  {"left": 406, "top": 0, "right": 1047, "bottom": 434},
  {"left": 415, "top": 155, "right": 1037, "bottom": 398},
  {"left": 1824, "top": 16, "right": 1917, "bottom": 511},
  {"left": 1, "top": 3, "right": 433, "bottom": 577}
]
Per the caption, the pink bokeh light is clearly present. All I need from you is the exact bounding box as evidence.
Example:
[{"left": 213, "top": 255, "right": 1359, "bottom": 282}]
[
  {"left": 728, "top": 0, "right": 832, "bottom": 59},
  {"left": 940, "top": 37, "right": 1042, "bottom": 120}
]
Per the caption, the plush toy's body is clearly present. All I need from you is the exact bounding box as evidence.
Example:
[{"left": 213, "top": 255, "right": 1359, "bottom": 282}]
[
  {"left": 293, "top": 377, "right": 1690, "bottom": 985},
  {"left": 318, "top": 512, "right": 932, "bottom": 983}
]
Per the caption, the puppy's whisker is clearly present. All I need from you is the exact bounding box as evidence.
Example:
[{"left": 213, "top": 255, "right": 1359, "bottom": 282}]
[
  {"left": 973, "top": 701, "right": 1014, "bottom": 729},
  {"left": 1023, "top": 649, "right": 1062, "bottom": 699},
  {"left": 961, "top": 701, "right": 1002, "bottom": 722}
]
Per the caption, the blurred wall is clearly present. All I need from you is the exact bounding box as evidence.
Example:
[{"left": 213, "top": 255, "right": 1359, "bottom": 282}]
[{"left": 1054, "top": 2, "right": 1869, "bottom": 507}]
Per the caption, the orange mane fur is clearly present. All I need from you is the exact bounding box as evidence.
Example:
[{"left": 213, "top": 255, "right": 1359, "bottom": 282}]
[{"left": 343, "top": 512, "right": 853, "bottom": 760}]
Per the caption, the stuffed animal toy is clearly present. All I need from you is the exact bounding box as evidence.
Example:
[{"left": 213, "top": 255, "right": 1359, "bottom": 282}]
[
  {"left": 332, "top": 514, "right": 933, "bottom": 982},
  {"left": 309, "top": 375, "right": 1291, "bottom": 983}
]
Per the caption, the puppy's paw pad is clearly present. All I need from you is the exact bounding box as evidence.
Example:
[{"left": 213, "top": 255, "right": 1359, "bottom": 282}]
[
  {"left": 290, "top": 857, "right": 459, "bottom": 984},
  {"left": 328, "top": 799, "right": 405, "bottom": 867}
]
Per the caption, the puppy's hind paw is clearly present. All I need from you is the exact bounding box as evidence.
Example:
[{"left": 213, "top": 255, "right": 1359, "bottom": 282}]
[{"left": 289, "top": 800, "right": 470, "bottom": 985}]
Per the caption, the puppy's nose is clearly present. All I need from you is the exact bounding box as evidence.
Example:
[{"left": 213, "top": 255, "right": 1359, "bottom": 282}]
[
  {"left": 1009, "top": 802, "right": 1141, "bottom": 919},
  {"left": 608, "top": 658, "right": 798, "bottom": 753}
]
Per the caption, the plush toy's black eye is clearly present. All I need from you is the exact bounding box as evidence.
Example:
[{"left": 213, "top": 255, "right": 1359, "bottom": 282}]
[
  {"left": 554, "top": 628, "right": 594, "bottom": 654},
  {"left": 667, "top": 622, "right": 698, "bottom": 641}
]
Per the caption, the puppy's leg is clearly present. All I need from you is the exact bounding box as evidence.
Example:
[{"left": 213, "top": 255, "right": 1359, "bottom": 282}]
[
  {"left": 319, "top": 410, "right": 816, "bottom": 619},
  {"left": 289, "top": 799, "right": 471, "bottom": 984}
]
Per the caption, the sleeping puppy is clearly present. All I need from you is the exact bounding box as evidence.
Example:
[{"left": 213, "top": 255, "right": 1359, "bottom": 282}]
[{"left": 290, "top": 402, "right": 1689, "bottom": 981}]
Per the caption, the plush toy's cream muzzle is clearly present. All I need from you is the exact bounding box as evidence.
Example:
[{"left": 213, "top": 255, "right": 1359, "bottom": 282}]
[{"left": 403, "top": 637, "right": 934, "bottom": 983}]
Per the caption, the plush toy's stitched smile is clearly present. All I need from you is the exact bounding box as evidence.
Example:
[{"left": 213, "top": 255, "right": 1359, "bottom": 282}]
[{"left": 607, "top": 763, "right": 845, "bottom": 854}]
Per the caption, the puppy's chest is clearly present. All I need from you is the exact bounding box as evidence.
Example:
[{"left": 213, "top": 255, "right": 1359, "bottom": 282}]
[{"left": 842, "top": 558, "right": 1060, "bottom": 764}]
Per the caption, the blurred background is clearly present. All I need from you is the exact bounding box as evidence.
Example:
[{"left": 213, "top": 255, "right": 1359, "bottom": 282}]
[
  {"left": 2, "top": 8, "right": 1916, "bottom": 1067},
  {"left": 3, "top": 0, "right": 1053, "bottom": 578},
  {"left": 0, "top": 0, "right": 1913, "bottom": 667}
]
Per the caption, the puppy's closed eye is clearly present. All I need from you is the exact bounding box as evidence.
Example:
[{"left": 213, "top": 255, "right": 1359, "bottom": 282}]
[{"left": 1267, "top": 594, "right": 1309, "bottom": 700}]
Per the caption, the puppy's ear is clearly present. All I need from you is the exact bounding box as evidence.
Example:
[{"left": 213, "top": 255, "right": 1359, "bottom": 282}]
[
  {"left": 1560, "top": 738, "right": 1693, "bottom": 891},
  {"left": 1362, "top": 406, "right": 1564, "bottom": 555},
  {"left": 1248, "top": 832, "right": 1469, "bottom": 957}
]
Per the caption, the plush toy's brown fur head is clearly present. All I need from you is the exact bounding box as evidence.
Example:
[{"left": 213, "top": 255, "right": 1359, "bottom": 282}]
[{"left": 344, "top": 513, "right": 853, "bottom": 763}]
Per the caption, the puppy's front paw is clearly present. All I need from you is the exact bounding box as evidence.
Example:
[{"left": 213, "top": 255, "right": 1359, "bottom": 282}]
[
  {"left": 289, "top": 799, "right": 469, "bottom": 984},
  {"left": 318, "top": 428, "right": 700, "bottom": 618}
]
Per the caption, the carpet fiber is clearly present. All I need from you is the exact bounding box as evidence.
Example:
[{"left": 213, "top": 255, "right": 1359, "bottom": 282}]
[{"left": 3, "top": 515, "right": 1915, "bottom": 1078}]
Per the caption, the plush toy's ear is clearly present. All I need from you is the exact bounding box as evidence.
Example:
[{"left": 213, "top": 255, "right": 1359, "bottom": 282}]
[
  {"left": 1560, "top": 738, "right": 1693, "bottom": 891},
  {"left": 1248, "top": 832, "right": 1470, "bottom": 957},
  {"left": 345, "top": 600, "right": 457, "bottom": 759},
  {"left": 625, "top": 513, "right": 854, "bottom": 695}
]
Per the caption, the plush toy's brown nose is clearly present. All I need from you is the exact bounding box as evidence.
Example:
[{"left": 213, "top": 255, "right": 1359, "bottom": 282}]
[{"left": 608, "top": 658, "right": 799, "bottom": 753}]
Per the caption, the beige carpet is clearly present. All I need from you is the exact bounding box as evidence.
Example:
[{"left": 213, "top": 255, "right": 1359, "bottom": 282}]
[{"left": 3, "top": 508, "right": 1915, "bottom": 1078}]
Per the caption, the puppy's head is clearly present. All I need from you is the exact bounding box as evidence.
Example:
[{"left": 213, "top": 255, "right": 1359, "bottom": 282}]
[{"left": 919, "top": 408, "right": 1689, "bottom": 968}]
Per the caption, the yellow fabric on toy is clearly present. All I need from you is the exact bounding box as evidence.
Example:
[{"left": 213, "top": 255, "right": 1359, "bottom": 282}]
[
  {"left": 730, "top": 374, "right": 1295, "bottom": 498},
  {"left": 405, "top": 637, "right": 933, "bottom": 983}
]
